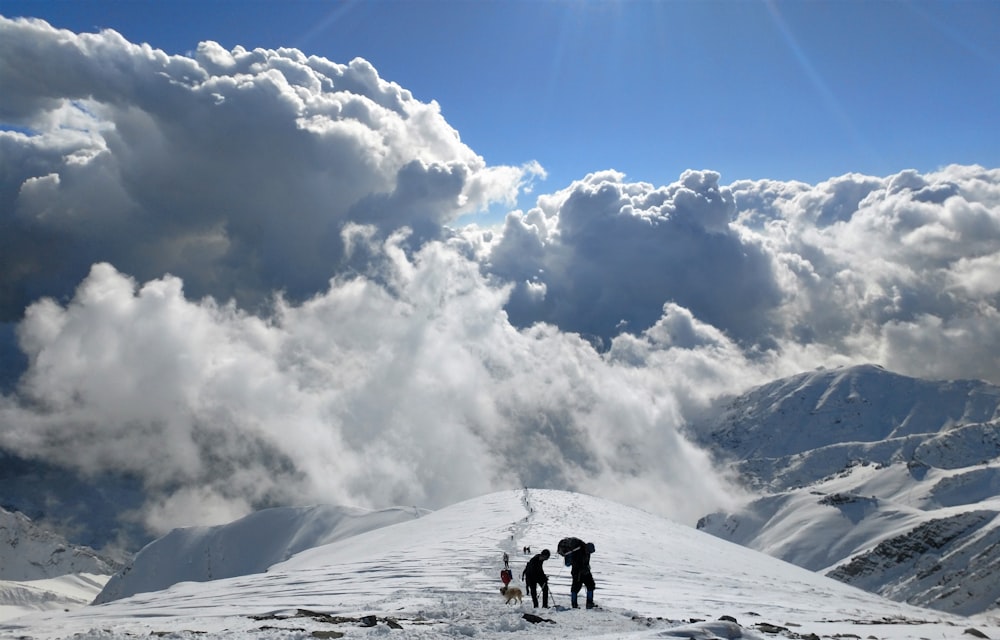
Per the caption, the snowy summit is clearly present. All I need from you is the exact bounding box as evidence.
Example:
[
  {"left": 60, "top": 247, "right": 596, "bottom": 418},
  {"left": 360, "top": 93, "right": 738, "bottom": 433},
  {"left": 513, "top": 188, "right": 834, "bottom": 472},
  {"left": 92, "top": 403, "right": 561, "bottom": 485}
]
[{"left": 3, "top": 489, "right": 997, "bottom": 640}]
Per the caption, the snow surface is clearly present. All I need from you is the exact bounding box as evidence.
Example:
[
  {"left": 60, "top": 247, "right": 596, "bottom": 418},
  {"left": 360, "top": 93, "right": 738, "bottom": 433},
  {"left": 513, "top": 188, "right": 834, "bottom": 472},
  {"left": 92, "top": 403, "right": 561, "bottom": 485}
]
[
  {"left": 0, "top": 574, "right": 109, "bottom": 623},
  {"left": 94, "top": 504, "right": 427, "bottom": 604},
  {"left": 3, "top": 489, "right": 998, "bottom": 640}
]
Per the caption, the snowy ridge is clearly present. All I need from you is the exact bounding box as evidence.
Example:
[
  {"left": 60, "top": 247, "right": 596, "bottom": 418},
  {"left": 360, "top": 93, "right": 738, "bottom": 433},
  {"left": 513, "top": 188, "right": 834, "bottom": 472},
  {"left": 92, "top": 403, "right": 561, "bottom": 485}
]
[
  {"left": 94, "top": 504, "right": 428, "bottom": 604},
  {"left": 0, "top": 507, "right": 118, "bottom": 622},
  {"left": 0, "top": 574, "right": 109, "bottom": 622},
  {"left": 693, "top": 364, "right": 1000, "bottom": 615},
  {"left": 693, "top": 364, "right": 1000, "bottom": 485},
  {"left": 4, "top": 489, "right": 995, "bottom": 640},
  {"left": 0, "top": 507, "right": 119, "bottom": 581}
]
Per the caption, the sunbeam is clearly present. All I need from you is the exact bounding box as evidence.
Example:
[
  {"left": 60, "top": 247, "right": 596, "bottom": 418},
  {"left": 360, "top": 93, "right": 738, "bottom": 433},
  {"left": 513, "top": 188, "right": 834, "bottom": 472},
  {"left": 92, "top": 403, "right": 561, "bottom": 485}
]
[{"left": 762, "top": 0, "right": 882, "bottom": 168}]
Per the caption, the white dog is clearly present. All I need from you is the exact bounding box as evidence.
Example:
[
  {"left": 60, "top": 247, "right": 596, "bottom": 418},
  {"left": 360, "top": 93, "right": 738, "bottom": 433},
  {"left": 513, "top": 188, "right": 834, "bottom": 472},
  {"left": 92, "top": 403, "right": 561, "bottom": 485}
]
[{"left": 500, "top": 585, "right": 523, "bottom": 605}]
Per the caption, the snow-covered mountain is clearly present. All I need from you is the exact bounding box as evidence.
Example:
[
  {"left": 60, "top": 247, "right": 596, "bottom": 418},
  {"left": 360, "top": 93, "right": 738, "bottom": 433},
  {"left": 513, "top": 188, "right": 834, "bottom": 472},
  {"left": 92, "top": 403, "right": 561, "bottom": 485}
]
[
  {"left": 691, "top": 364, "right": 1000, "bottom": 615},
  {"left": 0, "top": 508, "right": 119, "bottom": 581},
  {"left": 4, "top": 489, "right": 998, "bottom": 640},
  {"left": 94, "top": 503, "right": 429, "bottom": 604},
  {"left": 5, "top": 363, "right": 1000, "bottom": 626},
  {"left": 0, "top": 507, "right": 119, "bottom": 621}
]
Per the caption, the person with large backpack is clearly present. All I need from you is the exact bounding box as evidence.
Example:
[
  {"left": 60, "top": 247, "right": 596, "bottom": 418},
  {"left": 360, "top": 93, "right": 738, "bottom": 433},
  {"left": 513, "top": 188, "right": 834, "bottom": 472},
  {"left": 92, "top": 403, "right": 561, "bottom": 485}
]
[
  {"left": 557, "top": 537, "right": 596, "bottom": 609},
  {"left": 521, "top": 548, "right": 550, "bottom": 608}
]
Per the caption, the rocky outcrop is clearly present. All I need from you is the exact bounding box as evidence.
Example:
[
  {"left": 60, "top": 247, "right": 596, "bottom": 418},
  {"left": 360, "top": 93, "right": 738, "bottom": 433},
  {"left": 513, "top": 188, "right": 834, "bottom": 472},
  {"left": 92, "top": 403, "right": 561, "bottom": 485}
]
[{"left": 828, "top": 512, "right": 1000, "bottom": 616}]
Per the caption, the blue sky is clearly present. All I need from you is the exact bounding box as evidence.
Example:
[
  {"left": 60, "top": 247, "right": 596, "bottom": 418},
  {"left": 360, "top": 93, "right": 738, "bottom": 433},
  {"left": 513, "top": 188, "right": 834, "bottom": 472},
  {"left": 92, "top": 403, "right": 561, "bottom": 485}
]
[{"left": 2, "top": 0, "right": 998, "bottom": 199}]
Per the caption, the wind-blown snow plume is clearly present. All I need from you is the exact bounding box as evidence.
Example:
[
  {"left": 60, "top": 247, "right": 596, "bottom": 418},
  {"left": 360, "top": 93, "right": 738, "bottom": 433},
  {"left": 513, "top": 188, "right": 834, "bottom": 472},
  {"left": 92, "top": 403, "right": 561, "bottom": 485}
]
[{"left": 1, "top": 16, "right": 999, "bottom": 536}]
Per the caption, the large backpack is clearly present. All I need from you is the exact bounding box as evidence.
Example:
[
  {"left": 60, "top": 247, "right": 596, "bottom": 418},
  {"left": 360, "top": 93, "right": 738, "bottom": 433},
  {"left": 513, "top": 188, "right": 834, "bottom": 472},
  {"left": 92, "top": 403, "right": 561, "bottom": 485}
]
[
  {"left": 557, "top": 537, "right": 580, "bottom": 556},
  {"left": 557, "top": 537, "right": 595, "bottom": 566}
]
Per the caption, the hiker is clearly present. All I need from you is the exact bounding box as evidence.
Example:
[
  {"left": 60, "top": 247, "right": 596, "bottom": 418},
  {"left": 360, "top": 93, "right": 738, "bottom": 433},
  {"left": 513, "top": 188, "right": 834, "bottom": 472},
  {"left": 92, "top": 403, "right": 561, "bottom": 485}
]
[
  {"left": 557, "top": 537, "right": 596, "bottom": 609},
  {"left": 503, "top": 552, "right": 509, "bottom": 569},
  {"left": 521, "top": 549, "right": 550, "bottom": 608}
]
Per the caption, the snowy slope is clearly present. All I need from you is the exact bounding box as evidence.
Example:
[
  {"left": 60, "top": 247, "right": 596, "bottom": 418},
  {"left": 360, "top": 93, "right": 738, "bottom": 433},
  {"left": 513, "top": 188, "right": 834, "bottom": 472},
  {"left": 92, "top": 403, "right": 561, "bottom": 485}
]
[
  {"left": 692, "top": 364, "right": 1000, "bottom": 615},
  {"left": 0, "top": 507, "right": 119, "bottom": 581},
  {"left": 2, "top": 489, "right": 997, "bottom": 640},
  {"left": 94, "top": 504, "right": 428, "bottom": 604},
  {"left": 0, "top": 507, "right": 119, "bottom": 621},
  {"left": 0, "top": 574, "right": 109, "bottom": 622}
]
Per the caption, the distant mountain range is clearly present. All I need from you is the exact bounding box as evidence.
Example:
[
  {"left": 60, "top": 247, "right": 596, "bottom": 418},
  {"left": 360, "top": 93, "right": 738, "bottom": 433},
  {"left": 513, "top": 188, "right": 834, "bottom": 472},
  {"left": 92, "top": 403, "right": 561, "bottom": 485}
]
[
  {"left": 689, "top": 364, "right": 1000, "bottom": 615},
  {"left": 2, "top": 364, "right": 999, "bottom": 617}
]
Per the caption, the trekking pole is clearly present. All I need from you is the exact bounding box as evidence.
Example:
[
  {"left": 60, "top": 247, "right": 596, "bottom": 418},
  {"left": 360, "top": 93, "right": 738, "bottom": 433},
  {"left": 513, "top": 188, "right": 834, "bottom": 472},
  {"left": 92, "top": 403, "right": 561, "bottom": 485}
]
[{"left": 551, "top": 564, "right": 568, "bottom": 607}]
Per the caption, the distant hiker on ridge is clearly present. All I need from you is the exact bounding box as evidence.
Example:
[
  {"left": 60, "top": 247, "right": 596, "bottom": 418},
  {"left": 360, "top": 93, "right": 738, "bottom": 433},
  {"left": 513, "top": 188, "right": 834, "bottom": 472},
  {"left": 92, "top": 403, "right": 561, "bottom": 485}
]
[
  {"left": 557, "top": 537, "right": 596, "bottom": 609},
  {"left": 521, "top": 549, "right": 550, "bottom": 608}
]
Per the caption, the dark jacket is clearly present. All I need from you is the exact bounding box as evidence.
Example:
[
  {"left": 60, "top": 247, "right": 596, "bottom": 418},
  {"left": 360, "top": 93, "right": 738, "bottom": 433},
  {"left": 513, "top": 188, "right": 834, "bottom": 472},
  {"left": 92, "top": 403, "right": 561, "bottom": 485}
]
[
  {"left": 559, "top": 537, "right": 591, "bottom": 578},
  {"left": 570, "top": 547, "right": 591, "bottom": 578},
  {"left": 522, "top": 551, "right": 548, "bottom": 583}
]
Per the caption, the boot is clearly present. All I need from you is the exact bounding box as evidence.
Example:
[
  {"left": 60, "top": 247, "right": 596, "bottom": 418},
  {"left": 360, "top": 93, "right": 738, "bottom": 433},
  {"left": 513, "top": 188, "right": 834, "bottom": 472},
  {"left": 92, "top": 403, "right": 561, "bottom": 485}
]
[
  {"left": 570, "top": 592, "right": 578, "bottom": 608},
  {"left": 585, "top": 589, "right": 595, "bottom": 609}
]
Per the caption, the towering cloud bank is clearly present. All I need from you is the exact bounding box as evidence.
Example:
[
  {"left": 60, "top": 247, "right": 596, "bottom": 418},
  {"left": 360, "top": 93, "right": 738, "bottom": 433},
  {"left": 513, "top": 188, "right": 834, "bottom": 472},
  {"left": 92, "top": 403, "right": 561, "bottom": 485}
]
[
  {"left": 0, "top": 16, "right": 538, "bottom": 317},
  {"left": 1, "top": 17, "right": 998, "bottom": 535},
  {"left": 478, "top": 164, "right": 1000, "bottom": 384},
  {"left": 484, "top": 169, "right": 784, "bottom": 347}
]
